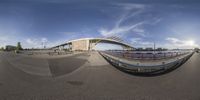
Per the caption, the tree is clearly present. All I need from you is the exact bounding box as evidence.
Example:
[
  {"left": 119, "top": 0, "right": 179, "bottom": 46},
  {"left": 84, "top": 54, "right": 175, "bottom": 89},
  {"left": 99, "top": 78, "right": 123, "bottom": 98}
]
[
  {"left": 0, "top": 47, "right": 4, "bottom": 51},
  {"left": 16, "top": 42, "right": 23, "bottom": 50}
]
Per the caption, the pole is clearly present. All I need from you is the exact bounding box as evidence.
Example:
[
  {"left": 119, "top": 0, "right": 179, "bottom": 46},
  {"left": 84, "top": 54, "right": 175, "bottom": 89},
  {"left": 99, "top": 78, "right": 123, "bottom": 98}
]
[
  {"left": 153, "top": 42, "right": 156, "bottom": 59},
  {"left": 154, "top": 42, "right": 155, "bottom": 53}
]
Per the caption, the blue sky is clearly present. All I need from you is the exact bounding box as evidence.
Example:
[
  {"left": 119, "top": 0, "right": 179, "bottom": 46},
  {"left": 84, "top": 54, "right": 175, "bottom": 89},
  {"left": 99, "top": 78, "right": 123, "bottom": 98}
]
[{"left": 0, "top": 0, "right": 200, "bottom": 49}]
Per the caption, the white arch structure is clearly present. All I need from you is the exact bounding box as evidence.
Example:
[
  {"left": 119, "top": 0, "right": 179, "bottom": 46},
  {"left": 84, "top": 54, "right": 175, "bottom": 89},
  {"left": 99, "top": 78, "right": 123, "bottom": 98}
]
[{"left": 52, "top": 38, "right": 134, "bottom": 51}]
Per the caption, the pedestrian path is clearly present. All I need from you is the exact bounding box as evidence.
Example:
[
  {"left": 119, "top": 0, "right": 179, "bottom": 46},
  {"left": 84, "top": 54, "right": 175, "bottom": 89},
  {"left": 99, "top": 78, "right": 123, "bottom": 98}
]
[{"left": 87, "top": 51, "right": 109, "bottom": 66}]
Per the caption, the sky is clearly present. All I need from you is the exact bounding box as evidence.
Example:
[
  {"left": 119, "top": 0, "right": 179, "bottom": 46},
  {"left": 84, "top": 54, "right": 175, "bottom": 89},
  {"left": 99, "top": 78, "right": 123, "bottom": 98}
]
[{"left": 0, "top": 0, "right": 200, "bottom": 49}]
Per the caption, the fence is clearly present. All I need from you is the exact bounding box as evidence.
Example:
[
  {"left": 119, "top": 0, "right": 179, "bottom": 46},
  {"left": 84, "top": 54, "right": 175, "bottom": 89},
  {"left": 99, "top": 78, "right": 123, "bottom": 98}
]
[
  {"left": 102, "top": 51, "right": 191, "bottom": 60},
  {"left": 19, "top": 50, "right": 73, "bottom": 56},
  {"left": 100, "top": 51, "right": 194, "bottom": 74}
]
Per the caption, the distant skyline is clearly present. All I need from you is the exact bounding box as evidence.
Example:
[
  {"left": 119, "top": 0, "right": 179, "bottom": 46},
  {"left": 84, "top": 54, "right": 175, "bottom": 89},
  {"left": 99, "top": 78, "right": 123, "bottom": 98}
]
[{"left": 0, "top": 0, "right": 200, "bottom": 49}]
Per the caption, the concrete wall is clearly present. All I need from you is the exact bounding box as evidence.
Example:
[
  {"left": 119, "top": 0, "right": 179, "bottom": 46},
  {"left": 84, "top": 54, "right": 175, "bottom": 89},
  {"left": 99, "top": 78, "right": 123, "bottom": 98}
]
[
  {"left": 89, "top": 42, "right": 96, "bottom": 50},
  {"left": 72, "top": 40, "right": 89, "bottom": 51}
]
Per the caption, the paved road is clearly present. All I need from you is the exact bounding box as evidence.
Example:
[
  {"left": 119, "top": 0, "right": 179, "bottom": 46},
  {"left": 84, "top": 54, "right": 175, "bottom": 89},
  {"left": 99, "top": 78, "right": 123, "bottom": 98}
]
[{"left": 0, "top": 52, "right": 200, "bottom": 100}]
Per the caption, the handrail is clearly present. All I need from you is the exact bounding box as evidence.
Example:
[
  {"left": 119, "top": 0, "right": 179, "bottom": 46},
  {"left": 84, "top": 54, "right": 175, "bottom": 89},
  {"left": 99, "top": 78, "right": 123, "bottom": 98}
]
[{"left": 100, "top": 52, "right": 194, "bottom": 74}]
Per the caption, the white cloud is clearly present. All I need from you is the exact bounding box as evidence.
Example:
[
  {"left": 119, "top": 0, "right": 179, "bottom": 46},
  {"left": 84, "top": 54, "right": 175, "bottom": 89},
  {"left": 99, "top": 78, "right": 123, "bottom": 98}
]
[
  {"left": 26, "top": 38, "right": 35, "bottom": 44},
  {"left": 99, "top": 3, "right": 149, "bottom": 38},
  {"left": 0, "top": 36, "right": 11, "bottom": 47},
  {"left": 0, "top": 36, "right": 8, "bottom": 41},
  {"left": 129, "top": 37, "right": 199, "bottom": 49},
  {"left": 41, "top": 38, "right": 48, "bottom": 43},
  {"left": 147, "top": 18, "right": 162, "bottom": 25},
  {"left": 114, "top": 3, "right": 146, "bottom": 10},
  {"left": 130, "top": 38, "right": 153, "bottom": 47},
  {"left": 166, "top": 37, "right": 179, "bottom": 43},
  {"left": 0, "top": 42, "right": 6, "bottom": 48},
  {"left": 165, "top": 37, "right": 199, "bottom": 49},
  {"left": 99, "top": 21, "right": 145, "bottom": 37},
  {"left": 25, "top": 38, "right": 40, "bottom": 48},
  {"left": 132, "top": 27, "right": 144, "bottom": 33},
  {"left": 115, "top": 10, "right": 144, "bottom": 28},
  {"left": 95, "top": 43, "right": 123, "bottom": 50},
  {"left": 47, "top": 39, "right": 67, "bottom": 48},
  {"left": 0, "top": 36, "right": 66, "bottom": 49},
  {"left": 25, "top": 37, "right": 49, "bottom": 48},
  {"left": 132, "top": 27, "right": 147, "bottom": 37}
]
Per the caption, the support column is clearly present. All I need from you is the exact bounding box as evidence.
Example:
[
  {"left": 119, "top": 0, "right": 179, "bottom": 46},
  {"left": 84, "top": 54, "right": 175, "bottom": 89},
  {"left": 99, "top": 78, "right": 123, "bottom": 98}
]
[{"left": 89, "top": 42, "right": 96, "bottom": 51}]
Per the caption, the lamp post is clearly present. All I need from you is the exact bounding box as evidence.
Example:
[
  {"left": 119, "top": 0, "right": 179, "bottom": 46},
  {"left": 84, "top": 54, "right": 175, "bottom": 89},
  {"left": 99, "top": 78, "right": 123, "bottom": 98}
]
[{"left": 153, "top": 42, "right": 156, "bottom": 59}]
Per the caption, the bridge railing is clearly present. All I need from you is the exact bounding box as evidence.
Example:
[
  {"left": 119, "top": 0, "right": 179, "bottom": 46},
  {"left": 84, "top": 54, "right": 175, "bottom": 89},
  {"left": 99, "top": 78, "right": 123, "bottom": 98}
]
[
  {"left": 102, "top": 51, "right": 191, "bottom": 60},
  {"left": 100, "top": 51, "right": 194, "bottom": 74},
  {"left": 19, "top": 50, "right": 73, "bottom": 56}
]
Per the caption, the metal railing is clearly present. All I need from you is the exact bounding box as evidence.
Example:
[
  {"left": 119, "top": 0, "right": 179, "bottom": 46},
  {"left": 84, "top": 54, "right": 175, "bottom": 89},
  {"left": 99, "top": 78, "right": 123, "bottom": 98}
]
[
  {"left": 18, "top": 50, "right": 73, "bottom": 56},
  {"left": 100, "top": 51, "right": 194, "bottom": 74},
  {"left": 102, "top": 51, "right": 191, "bottom": 60}
]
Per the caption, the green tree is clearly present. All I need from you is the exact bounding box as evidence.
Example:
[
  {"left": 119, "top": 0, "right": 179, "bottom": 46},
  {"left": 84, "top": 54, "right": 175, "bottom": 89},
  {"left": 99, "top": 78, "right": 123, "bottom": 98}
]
[
  {"left": 0, "top": 47, "right": 4, "bottom": 51},
  {"left": 16, "top": 42, "right": 23, "bottom": 50}
]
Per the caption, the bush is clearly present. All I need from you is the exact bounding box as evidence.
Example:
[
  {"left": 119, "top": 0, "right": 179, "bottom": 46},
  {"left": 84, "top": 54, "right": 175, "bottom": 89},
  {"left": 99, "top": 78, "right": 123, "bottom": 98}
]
[{"left": 0, "top": 47, "right": 4, "bottom": 51}]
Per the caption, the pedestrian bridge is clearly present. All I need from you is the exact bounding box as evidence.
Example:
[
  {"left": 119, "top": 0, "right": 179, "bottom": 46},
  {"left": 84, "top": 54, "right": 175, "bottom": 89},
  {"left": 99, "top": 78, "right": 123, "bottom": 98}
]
[{"left": 52, "top": 38, "right": 134, "bottom": 51}]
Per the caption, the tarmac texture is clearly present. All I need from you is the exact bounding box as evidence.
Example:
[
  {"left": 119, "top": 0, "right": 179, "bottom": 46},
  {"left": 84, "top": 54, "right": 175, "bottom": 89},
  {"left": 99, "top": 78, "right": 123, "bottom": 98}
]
[{"left": 0, "top": 52, "right": 200, "bottom": 100}]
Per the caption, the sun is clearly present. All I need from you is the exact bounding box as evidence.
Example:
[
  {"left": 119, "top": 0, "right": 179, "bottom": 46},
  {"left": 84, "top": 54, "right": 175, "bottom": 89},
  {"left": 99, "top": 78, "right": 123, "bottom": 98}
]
[
  {"left": 186, "top": 40, "right": 195, "bottom": 46},
  {"left": 185, "top": 40, "right": 199, "bottom": 48}
]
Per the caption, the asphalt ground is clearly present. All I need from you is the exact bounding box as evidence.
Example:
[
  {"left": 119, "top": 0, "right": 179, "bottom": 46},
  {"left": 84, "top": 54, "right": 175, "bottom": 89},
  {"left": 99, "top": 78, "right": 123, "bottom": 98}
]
[{"left": 0, "top": 52, "right": 200, "bottom": 100}]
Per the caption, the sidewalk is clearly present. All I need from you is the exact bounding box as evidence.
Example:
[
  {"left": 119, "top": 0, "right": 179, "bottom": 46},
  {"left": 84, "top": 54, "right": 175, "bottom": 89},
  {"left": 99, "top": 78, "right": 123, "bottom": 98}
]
[{"left": 87, "top": 51, "right": 109, "bottom": 66}]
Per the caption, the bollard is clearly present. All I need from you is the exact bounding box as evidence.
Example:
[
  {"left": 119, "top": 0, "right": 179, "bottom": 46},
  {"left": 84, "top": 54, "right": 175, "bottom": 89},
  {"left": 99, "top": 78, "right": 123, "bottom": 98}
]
[
  {"left": 138, "top": 68, "right": 140, "bottom": 72},
  {"left": 119, "top": 63, "right": 122, "bottom": 66}
]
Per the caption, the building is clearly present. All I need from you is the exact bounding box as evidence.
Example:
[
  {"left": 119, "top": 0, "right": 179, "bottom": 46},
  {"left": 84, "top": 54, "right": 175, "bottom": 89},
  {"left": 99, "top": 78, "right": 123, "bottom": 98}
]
[{"left": 5, "top": 45, "right": 17, "bottom": 51}]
